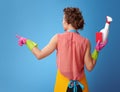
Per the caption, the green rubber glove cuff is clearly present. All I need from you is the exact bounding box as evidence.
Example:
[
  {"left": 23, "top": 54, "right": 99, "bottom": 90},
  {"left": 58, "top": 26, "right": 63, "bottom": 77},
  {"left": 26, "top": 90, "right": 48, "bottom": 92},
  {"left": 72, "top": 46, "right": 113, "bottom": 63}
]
[
  {"left": 92, "top": 49, "right": 99, "bottom": 61},
  {"left": 26, "top": 39, "right": 38, "bottom": 51}
]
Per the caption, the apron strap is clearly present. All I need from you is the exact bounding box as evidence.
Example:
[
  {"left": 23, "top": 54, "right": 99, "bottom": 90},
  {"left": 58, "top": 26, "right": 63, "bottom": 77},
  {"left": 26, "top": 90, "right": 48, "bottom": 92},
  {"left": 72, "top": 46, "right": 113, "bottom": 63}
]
[
  {"left": 68, "top": 30, "right": 80, "bottom": 34},
  {"left": 68, "top": 80, "right": 84, "bottom": 92}
]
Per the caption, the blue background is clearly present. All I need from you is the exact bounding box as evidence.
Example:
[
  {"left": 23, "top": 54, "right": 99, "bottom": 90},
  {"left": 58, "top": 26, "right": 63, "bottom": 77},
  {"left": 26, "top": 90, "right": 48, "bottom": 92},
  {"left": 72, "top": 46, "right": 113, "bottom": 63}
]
[{"left": 0, "top": 0, "right": 120, "bottom": 92}]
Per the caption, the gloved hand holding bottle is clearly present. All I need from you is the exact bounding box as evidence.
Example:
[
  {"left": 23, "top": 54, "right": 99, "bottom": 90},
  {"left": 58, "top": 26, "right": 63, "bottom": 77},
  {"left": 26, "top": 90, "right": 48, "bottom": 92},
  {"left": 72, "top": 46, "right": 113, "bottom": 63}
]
[
  {"left": 92, "top": 39, "right": 108, "bottom": 61},
  {"left": 92, "top": 16, "right": 112, "bottom": 61}
]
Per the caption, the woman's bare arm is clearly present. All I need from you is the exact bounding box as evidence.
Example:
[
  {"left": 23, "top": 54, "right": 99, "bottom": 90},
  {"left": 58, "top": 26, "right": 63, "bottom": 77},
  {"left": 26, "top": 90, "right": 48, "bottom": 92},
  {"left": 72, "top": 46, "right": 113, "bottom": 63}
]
[
  {"left": 31, "top": 34, "right": 58, "bottom": 60},
  {"left": 84, "top": 40, "right": 97, "bottom": 71}
]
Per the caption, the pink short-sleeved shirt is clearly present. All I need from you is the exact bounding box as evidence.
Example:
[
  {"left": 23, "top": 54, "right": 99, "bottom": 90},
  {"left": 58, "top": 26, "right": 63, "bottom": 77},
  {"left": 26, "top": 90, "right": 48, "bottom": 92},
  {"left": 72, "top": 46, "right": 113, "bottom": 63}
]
[{"left": 56, "top": 31, "right": 88, "bottom": 80}]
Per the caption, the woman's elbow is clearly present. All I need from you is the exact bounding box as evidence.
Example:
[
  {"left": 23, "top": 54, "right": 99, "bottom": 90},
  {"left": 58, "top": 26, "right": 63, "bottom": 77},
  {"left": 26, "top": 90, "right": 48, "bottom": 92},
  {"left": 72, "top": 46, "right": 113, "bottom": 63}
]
[
  {"left": 36, "top": 57, "right": 41, "bottom": 60},
  {"left": 85, "top": 60, "right": 96, "bottom": 72},
  {"left": 87, "top": 67, "right": 93, "bottom": 72},
  {"left": 36, "top": 54, "right": 43, "bottom": 60},
  {"left": 86, "top": 65, "right": 94, "bottom": 72}
]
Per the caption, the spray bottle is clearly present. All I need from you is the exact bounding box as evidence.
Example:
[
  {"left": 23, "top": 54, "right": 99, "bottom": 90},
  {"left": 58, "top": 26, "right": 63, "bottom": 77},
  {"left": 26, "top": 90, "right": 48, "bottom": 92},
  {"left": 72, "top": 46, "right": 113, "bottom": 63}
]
[{"left": 96, "top": 16, "right": 112, "bottom": 43}]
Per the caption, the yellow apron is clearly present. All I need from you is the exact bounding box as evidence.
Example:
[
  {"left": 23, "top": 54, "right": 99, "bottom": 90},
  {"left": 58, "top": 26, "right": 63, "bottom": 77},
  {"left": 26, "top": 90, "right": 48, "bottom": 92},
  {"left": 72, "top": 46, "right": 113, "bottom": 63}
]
[{"left": 54, "top": 70, "right": 89, "bottom": 92}]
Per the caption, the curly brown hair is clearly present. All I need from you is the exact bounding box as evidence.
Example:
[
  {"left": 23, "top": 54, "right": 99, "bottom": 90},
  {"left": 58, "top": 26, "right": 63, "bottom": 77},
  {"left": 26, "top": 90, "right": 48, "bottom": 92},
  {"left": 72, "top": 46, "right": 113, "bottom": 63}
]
[{"left": 63, "top": 7, "right": 84, "bottom": 30}]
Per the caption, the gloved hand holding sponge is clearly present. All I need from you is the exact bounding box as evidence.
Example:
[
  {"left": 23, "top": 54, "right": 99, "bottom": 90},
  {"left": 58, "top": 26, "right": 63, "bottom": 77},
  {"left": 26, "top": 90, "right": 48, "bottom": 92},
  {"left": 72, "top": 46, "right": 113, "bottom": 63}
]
[{"left": 92, "top": 16, "right": 112, "bottom": 61}]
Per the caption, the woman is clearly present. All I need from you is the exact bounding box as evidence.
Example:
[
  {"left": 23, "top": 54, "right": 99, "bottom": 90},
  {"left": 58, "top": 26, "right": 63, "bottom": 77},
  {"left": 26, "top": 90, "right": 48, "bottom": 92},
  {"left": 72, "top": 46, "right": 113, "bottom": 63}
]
[{"left": 16, "top": 7, "right": 107, "bottom": 92}]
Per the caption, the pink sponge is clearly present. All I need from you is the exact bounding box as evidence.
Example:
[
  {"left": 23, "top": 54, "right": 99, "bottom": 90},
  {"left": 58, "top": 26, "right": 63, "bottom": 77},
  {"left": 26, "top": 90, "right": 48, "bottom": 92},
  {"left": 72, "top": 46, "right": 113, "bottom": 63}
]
[{"left": 96, "top": 32, "right": 102, "bottom": 43}]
